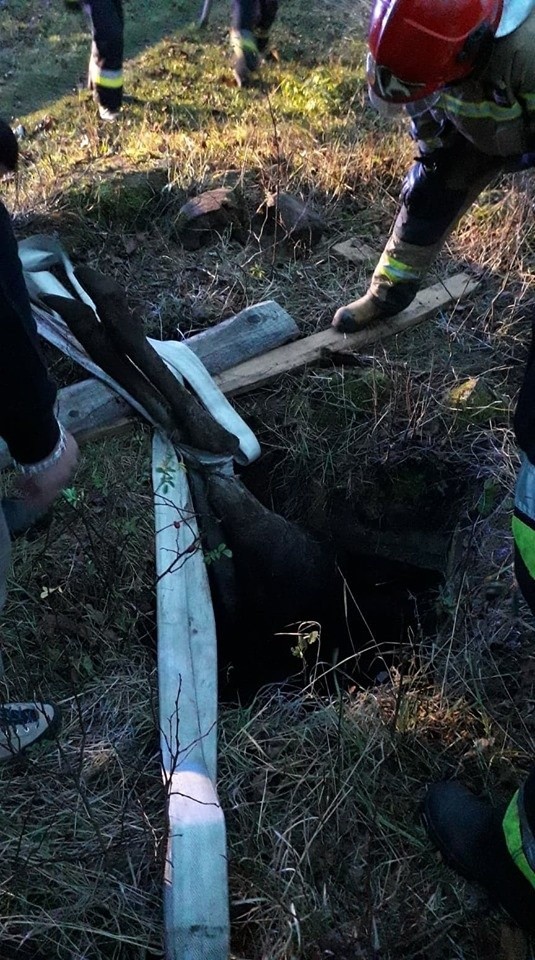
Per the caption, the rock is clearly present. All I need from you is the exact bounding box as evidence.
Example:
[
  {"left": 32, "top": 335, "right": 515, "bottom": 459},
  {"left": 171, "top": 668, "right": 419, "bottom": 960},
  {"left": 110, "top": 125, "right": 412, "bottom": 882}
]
[
  {"left": 173, "top": 187, "right": 249, "bottom": 251},
  {"left": 332, "top": 237, "right": 377, "bottom": 265},
  {"left": 262, "top": 191, "right": 327, "bottom": 247}
]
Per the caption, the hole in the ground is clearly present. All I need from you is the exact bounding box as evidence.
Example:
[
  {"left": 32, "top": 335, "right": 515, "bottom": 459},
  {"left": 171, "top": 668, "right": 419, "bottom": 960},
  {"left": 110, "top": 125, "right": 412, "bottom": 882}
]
[{"left": 206, "top": 451, "right": 469, "bottom": 702}]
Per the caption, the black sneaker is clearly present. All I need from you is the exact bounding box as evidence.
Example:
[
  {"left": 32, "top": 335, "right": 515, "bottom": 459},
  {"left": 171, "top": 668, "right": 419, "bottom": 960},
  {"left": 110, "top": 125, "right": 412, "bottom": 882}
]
[{"left": 0, "top": 702, "right": 61, "bottom": 761}]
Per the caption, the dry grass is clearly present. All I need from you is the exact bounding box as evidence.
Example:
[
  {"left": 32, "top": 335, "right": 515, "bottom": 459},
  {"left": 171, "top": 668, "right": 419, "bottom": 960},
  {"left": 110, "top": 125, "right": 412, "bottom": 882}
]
[{"left": 0, "top": 0, "right": 534, "bottom": 957}]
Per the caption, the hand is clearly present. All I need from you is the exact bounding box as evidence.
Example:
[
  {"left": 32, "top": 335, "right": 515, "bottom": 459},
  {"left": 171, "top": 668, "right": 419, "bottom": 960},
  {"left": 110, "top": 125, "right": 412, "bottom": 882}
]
[
  {"left": 332, "top": 292, "right": 388, "bottom": 333},
  {"left": 16, "top": 431, "right": 80, "bottom": 513}
]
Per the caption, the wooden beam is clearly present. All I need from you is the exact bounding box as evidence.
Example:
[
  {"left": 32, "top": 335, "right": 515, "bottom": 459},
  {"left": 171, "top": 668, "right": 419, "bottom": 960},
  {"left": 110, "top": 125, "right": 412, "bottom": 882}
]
[
  {"left": 184, "top": 300, "right": 298, "bottom": 375},
  {"left": 0, "top": 276, "right": 477, "bottom": 470},
  {"left": 215, "top": 273, "right": 479, "bottom": 396}
]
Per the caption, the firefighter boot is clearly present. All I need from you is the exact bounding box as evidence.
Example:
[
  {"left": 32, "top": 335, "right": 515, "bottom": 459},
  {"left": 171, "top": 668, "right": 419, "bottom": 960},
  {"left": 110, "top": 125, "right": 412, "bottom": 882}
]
[
  {"left": 422, "top": 781, "right": 535, "bottom": 932},
  {"left": 332, "top": 291, "right": 392, "bottom": 332},
  {"left": 230, "top": 29, "right": 259, "bottom": 88}
]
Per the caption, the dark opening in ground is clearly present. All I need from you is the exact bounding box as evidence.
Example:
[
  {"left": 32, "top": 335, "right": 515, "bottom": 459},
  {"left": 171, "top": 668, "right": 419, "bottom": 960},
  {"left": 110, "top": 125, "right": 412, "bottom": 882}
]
[{"left": 208, "top": 450, "right": 466, "bottom": 702}]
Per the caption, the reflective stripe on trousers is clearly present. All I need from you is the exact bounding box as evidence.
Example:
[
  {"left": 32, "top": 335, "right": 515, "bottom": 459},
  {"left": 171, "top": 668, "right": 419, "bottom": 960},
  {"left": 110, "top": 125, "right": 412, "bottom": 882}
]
[
  {"left": 513, "top": 455, "right": 535, "bottom": 580},
  {"left": 503, "top": 786, "right": 535, "bottom": 888}
]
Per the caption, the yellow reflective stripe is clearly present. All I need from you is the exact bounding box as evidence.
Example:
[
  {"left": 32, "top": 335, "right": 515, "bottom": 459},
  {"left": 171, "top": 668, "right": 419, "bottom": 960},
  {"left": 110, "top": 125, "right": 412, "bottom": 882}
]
[
  {"left": 230, "top": 32, "right": 258, "bottom": 54},
  {"left": 440, "top": 92, "right": 522, "bottom": 122},
  {"left": 375, "top": 252, "right": 421, "bottom": 283},
  {"left": 503, "top": 791, "right": 535, "bottom": 889},
  {"left": 522, "top": 92, "right": 535, "bottom": 112},
  {"left": 93, "top": 71, "right": 123, "bottom": 89},
  {"left": 512, "top": 514, "right": 535, "bottom": 578}
]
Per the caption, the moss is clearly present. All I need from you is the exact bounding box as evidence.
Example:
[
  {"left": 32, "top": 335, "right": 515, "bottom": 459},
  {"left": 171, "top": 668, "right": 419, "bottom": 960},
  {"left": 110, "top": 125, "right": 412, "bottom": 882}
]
[
  {"left": 446, "top": 377, "right": 508, "bottom": 427},
  {"left": 64, "top": 168, "right": 173, "bottom": 228}
]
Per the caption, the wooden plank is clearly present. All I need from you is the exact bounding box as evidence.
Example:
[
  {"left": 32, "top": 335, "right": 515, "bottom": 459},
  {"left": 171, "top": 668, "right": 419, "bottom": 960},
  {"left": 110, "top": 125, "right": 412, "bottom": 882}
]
[
  {"left": 182, "top": 300, "right": 299, "bottom": 374},
  {"left": 58, "top": 378, "right": 132, "bottom": 436},
  {"left": 214, "top": 273, "right": 479, "bottom": 397}
]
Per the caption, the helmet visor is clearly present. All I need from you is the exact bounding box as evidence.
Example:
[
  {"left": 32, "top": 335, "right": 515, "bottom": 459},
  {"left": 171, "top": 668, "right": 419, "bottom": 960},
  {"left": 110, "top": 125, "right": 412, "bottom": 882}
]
[
  {"left": 366, "top": 52, "right": 428, "bottom": 103},
  {"left": 368, "top": 86, "right": 441, "bottom": 117}
]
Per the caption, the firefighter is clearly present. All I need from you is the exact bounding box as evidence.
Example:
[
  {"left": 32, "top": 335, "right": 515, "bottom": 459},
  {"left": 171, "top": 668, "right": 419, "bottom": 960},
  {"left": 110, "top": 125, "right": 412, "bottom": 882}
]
[
  {"left": 422, "top": 316, "right": 535, "bottom": 930},
  {"left": 230, "top": 0, "right": 279, "bottom": 87},
  {"left": 64, "top": 0, "right": 124, "bottom": 121},
  {"left": 332, "top": 0, "right": 535, "bottom": 332},
  {"left": 0, "top": 124, "right": 79, "bottom": 758}
]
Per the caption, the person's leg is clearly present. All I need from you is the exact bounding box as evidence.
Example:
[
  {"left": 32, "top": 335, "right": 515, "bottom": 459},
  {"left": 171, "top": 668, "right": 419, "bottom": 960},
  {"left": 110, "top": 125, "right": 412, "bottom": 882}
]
[
  {"left": 0, "top": 504, "right": 60, "bottom": 760},
  {"left": 255, "top": 0, "right": 278, "bottom": 51},
  {"left": 84, "top": 0, "right": 124, "bottom": 120},
  {"left": 421, "top": 321, "right": 535, "bottom": 931},
  {"left": 231, "top": 0, "right": 258, "bottom": 32},
  {"left": 422, "top": 780, "right": 535, "bottom": 931},
  {"left": 0, "top": 207, "right": 61, "bottom": 759},
  {"left": 230, "top": 0, "right": 260, "bottom": 87},
  {"left": 334, "top": 137, "right": 506, "bottom": 331}
]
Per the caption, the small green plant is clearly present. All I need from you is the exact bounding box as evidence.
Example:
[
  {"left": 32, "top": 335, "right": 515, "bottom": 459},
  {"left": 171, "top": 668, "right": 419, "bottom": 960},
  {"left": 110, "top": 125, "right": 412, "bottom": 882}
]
[
  {"left": 156, "top": 456, "right": 178, "bottom": 495},
  {"left": 203, "top": 542, "right": 233, "bottom": 565},
  {"left": 288, "top": 621, "right": 320, "bottom": 660},
  {"left": 62, "top": 486, "right": 84, "bottom": 506}
]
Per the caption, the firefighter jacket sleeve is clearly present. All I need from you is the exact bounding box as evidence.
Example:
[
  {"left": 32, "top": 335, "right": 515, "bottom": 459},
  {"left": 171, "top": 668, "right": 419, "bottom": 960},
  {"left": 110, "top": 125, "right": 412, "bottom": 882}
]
[
  {"left": 365, "top": 8, "right": 535, "bottom": 318},
  {"left": 0, "top": 202, "right": 60, "bottom": 466}
]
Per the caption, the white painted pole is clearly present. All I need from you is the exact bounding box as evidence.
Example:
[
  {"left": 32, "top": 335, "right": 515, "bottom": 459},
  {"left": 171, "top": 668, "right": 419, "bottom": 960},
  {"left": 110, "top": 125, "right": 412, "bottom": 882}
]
[{"left": 152, "top": 434, "right": 229, "bottom": 960}]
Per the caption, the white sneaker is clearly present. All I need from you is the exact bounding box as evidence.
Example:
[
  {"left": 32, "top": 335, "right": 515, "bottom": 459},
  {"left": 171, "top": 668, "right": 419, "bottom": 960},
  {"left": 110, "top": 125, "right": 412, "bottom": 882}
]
[
  {"left": 0, "top": 702, "right": 60, "bottom": 761},
  {"left": 98, "top": 106, "right": 121, "bottom": 123}
]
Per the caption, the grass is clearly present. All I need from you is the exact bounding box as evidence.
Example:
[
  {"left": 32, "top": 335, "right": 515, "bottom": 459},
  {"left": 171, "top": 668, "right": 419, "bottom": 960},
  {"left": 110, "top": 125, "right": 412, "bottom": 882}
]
[{"left": 0, "top": 0, "right": 534, "bottom": 957}]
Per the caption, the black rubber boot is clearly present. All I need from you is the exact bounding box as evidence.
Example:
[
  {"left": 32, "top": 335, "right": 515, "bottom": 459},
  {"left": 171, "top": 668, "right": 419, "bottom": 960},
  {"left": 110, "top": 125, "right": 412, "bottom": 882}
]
[{"left": 422, "top": 781, "right": 535, "bottom": 932}]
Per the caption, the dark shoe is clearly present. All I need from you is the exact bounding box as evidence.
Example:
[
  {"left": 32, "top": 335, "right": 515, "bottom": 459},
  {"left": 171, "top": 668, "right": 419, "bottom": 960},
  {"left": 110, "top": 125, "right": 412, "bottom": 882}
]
[
  {"left": 422, "top": 781, "right": 535, "bottom": 933},
  {"left": 230, "top": 30, "right": 259, "bottom": 88},
  {"left": 0, "top": 702, "right": 61, "bottom": 761}
]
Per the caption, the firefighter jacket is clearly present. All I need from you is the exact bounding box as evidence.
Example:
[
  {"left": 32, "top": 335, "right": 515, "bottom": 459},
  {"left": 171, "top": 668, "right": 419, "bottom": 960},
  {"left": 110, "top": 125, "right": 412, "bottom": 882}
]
[{"left": 367, "top": 0, "right": 535, "bottom": 316}]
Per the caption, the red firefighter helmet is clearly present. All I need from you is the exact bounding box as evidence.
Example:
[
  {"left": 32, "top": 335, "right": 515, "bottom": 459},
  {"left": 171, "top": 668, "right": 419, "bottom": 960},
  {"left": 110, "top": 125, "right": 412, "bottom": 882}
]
[{"left": 367, "top": 0, "right": 504, "bottom": 103}]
